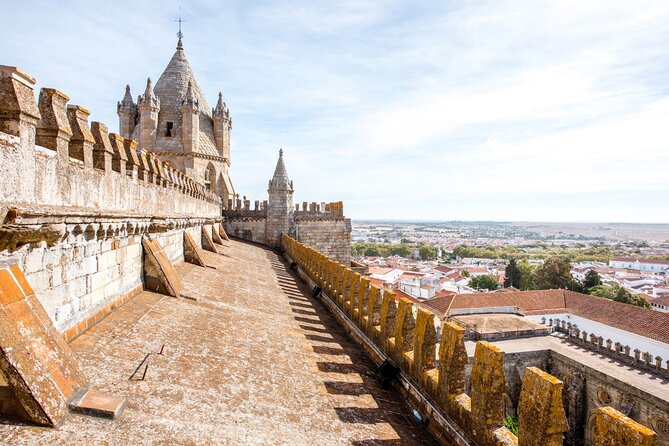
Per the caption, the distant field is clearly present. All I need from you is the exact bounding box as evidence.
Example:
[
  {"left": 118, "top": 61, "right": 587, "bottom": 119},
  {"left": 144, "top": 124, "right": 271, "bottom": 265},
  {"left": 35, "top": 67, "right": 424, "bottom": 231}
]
[
  {"left": 507, "top": 222, "right": 669, "bottom": 241},
  {"left": 354, "top": 220, "right": 669, "bottom": 242}
]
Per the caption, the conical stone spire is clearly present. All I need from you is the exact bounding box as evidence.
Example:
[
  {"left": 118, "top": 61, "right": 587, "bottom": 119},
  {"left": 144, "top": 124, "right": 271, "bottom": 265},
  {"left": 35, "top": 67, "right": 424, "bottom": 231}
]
[
  {"left": 140, "top": 77, "right": 159, "bottom": 109},
  {"left": 154, "top": 39, "right": 210, "bottom": 114},
  {"left": 214, "top": 92, "right": 225, "bottom": 114},
  {"left": 268, "top": 149, "right": 293, "bottom": 191},
  {"left": 182, "top": 81, "right": 199, "bottom": 109},
  {"left": 121, "top": 85, "right": 134, "bottom": 106}
]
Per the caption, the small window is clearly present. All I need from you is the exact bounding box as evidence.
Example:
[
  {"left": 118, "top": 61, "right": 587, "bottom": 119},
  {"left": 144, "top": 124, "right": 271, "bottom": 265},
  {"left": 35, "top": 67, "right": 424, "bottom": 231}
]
[{"left": 166, "top": 122, "right": 174, "bottom": 137}]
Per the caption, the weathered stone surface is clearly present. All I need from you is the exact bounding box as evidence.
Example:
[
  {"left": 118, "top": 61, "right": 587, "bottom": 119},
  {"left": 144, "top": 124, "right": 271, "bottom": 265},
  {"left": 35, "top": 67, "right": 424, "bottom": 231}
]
[
  {"left": 218, "top": 223, "right": 230, "bottom": 241},
  {"left": 517, "top": 367, "right": 568, "bottom": 446},
  {"left": 0, "top": 240, "right": 435, "bottom": 444},
  {"left": 107, "top": 133, "right": 128, "bottom": 176},
  {"left": 393, "top": 298, "right": 415, "bottom": 367},
  {"left": 437, "top": 322, "right": 468, "bottom": 403},
  {"left": 142, "top": 237, "right": 183, "bottom": 297},
  {"left": 412, "top": 308, "right": 437, "bottom": 385},
  {"left": 37, "top": 88, "right": 72, "bottom": 155},
  {"left": 593, "top": 406, "right": 656, "bottom": 446},
  {"left": 365, "top": 285, "right": 382, "bottom": 334},
  {"left": 210, "top": 225, "right": 224, "bottom": 245},
  {"left": 183, "top": 231, "right": 206, "bottom": 267},
  {"left": 68, "top": 388, "right": 126, "bottom": 419},
  {"left": 471, "top": 341, "right": 508, "bottom": 446},
  {"left": 0, "top": 66, "right": 40, "bottom": 139},
  {"left": 0, "top": 264, "right": 88, "bottom": 426},
  {"left": 67, "top": 105, "right": 94, "bottom": 166},
  {"left": 200, "top": 226, "right": 217, "bottom": 253},
  {"left": 379, "top": 290, "right": 397, "bottom": 351}
]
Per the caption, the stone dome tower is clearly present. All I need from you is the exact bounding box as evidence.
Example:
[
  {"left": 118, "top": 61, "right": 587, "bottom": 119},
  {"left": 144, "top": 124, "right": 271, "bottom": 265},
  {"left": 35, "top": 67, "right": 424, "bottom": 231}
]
[{"left": 117, "top": 38, "right": 235, "bottom": 206}]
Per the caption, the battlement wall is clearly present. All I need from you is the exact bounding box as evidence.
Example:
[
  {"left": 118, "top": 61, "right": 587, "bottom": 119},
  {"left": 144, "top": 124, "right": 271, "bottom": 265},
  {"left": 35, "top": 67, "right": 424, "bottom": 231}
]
[
  {"left": 222, "top": 197, "right": 351, "bottom": 264},
  {"left": 0, "top": 66, "right": 220, "bottom": 217},
  {"left": 283, "top": 235, "right": 659, "bottom": 446},
  {"left": 0, "top": 65, "right": 223, "bottom": 335}
]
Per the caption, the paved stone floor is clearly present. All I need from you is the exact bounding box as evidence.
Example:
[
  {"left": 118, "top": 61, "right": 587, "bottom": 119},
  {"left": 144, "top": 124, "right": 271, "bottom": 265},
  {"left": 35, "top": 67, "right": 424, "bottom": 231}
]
[{"left": 0, "top": 239, "right": 436, "bottom": 445}]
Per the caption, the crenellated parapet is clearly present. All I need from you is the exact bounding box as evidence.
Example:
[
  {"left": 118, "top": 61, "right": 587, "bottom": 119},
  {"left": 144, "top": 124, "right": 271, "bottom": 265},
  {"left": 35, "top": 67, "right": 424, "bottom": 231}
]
[
  {"left": 282, "top": 235, "right": 658, "bottom": 446},
  {"left": 0, "top": 65, "right": 221, "bottom": 210},
  {"left": 545, "top": 317, "right": 669, "bottom": 378},
  {"left": 293, "top": 200, "right": 345, "bottom": 218}
]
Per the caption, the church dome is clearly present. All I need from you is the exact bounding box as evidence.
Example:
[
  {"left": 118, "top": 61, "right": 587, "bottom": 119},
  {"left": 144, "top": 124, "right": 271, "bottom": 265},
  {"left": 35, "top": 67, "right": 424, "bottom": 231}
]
[
  {"left": 146, "top": 39, "right": 219, "bottom": 158},
  {"left": 154, "top": 40, "right": 211, "bottom": 115}
]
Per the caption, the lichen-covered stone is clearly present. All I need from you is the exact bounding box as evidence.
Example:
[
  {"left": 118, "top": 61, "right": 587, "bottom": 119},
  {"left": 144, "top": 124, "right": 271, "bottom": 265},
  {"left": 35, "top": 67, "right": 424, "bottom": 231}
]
[
  {"left": 593, "top": 406, "right": 656, "bottom": 446},
  {"left": 437, "top": 322, "right": 468, "bottom": 404},
  {"left": 471, "top": 341, "right": 508, "bottom": 446},
  {"left": 412, "top": 308, "right": 437, "bottom": 386},
  {"left": 517, "top": 367, "right": 568, "bottom": 446},
  {"left": 379, "top": 290, "right": 397, "bottom": 352},
  {"left": 393, "top": 298, "right": 415, "bottom": 367}
]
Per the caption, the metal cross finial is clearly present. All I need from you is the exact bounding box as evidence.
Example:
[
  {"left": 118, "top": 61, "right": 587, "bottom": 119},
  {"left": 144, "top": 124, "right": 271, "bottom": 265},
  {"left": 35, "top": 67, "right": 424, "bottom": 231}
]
[{"left": 175, "top": 7, "right": 186, "bottom": 41}]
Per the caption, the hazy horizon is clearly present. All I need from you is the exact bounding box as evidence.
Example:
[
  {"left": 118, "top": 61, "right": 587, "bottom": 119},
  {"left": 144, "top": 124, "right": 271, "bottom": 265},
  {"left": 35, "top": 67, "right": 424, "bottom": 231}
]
[{"left": 4, "top": 1, "right": 669, "bottom": 222}]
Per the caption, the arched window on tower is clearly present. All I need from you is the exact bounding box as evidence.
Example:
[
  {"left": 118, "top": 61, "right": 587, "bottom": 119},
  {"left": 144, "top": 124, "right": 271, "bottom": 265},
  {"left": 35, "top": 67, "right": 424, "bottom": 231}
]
[{"left": 204, "top": 169, "right": 211, "bottom": 190}]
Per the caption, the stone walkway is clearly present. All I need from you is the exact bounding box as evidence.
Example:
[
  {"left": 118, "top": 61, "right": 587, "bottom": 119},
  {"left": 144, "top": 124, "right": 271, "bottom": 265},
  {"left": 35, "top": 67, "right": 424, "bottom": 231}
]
[{"left": 0, "top": 239, "right": 436, "bottom": 445}]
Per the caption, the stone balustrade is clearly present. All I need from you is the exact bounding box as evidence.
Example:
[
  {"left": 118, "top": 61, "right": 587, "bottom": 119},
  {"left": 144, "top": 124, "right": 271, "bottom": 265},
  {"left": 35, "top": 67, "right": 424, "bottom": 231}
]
[
  {"left": 283, "top": 235, "right": 657, "bottom": 446},
  {"left": 543, "top": 317, "right": 669, "bottom": 378}
]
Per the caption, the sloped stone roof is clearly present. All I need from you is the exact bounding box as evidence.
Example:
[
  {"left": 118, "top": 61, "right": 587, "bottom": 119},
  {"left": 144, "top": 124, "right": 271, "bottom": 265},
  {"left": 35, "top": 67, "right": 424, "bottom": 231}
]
[
  {"left": 154, "top": 40, "right": 211, "bottom": 115},
  {"left": 153, "top": 40, "right": 219, "bottom": 158},
  {"left": 268, "top": 149, "right": 293, "bottom": 191}
]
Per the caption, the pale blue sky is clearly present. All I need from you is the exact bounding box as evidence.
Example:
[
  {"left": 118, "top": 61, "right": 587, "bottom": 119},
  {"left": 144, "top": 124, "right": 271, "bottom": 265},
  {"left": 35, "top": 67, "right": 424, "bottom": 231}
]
[{"left": 3, "top": 1, "right": 669, "bottom": 222}]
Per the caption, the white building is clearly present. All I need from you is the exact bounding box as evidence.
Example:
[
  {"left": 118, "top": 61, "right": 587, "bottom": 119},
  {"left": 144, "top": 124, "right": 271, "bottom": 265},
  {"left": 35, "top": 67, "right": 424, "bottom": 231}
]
[{"left": 610, "top": 257, "right": 669, "bottom": 273}]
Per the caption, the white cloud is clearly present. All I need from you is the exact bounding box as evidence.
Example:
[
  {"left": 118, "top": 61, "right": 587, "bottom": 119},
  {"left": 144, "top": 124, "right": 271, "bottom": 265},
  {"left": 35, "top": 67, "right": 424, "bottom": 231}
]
[{"left": 3, "top": 0, "right": 669, "bottom": 222}]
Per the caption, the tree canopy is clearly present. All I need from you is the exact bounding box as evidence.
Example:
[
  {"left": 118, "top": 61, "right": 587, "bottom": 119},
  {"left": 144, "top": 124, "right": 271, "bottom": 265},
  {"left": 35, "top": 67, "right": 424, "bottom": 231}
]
[{"left": 470, "top": 274, "right": 500, "bottom": 291}]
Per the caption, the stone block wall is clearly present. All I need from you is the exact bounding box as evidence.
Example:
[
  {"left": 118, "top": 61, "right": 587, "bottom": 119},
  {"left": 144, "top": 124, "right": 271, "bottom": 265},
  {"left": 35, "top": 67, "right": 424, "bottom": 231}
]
[
  {"left": 221, "top": 209, "right": 352, "bottom": 265},
  {"left": 223, "top": 214, "right": 267, "bottom": 244},
  {"left": 0, "top": 65, "right": 221, "bottom": 337},
  {"left": 549, "top": 351, "right": 669, "bottom": 446},
  {"left": 294, "top": 217, "right": 351, "bottom": 265},
  {"left": 283, "top": 235, "right": 659, "bottom": 446}
]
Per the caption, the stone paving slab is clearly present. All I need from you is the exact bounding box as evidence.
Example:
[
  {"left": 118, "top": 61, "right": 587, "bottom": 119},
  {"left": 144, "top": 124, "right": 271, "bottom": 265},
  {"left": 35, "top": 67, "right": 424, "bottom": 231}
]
[{"left": 0, "top": 239, "right": 436, "bottom": 445}]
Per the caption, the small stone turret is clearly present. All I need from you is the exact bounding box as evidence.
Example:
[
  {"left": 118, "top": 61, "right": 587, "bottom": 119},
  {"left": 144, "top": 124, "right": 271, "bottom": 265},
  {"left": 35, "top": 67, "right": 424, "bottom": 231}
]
[
  {"left": 212, "top": 92, "right": 231, "bottom": 163},
  {"left": 137, "top": 77, "right": 159, "bottom": 150},
  {"left": 180, "top": 81, "right": 199, "bottom": 154},
  {"left": 266, "top": 149, "right": 294, "bottom": 247},
  {"left": 116, "top": 85, "right": 136, "bottom": 139}
]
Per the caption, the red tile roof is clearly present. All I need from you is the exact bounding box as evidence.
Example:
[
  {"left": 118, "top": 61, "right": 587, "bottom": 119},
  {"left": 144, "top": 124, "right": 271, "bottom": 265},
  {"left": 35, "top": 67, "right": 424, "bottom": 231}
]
[
  {"left": 562, "top": 291, "right": 669, "bottom": 344},
  {"left": 420, "top": 288, "right": 669, "bottom": 344},
  {"left": 393, "top": 289, "right": 421, "bottom": 303},
  {"left": 434, "top": 266, "right": 455, "bottom": 273}
]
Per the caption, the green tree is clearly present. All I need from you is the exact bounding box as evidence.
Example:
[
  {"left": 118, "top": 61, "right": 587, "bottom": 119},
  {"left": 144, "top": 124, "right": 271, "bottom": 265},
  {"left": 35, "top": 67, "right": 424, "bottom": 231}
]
[
  {"left": 461, "top": 269, "right": 470, "bottom": 278},
  {"left": 517, "top": 260, "right": 537, "bottom": 290},
  {"left": 583, "top": 269, "right": 602, "bottom": 289},
  {"left": 535, "top": 257, "right": 573, "bottom": 290},
  {"left": 504, "top": 259, "right": 521, "bottom": 288},
  {"left": 418, "top": 245, "right": 437, "bottom": 260},
  {"left": 470, "top": 274, "right": 500, "bottom": 291},
  {"left": 364, "top": 245, "right": 381, "bottom": 257},
  {"left": 588, "top": 284, "right": 650, "bottom": 308},
  {"left": 389, "top": 244, "right": 412, "bottom": 257}
]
